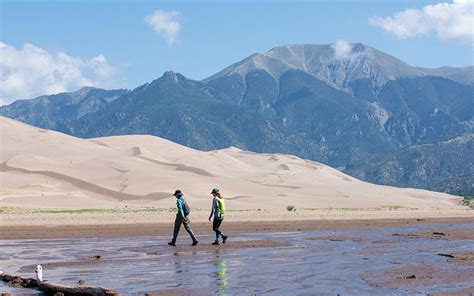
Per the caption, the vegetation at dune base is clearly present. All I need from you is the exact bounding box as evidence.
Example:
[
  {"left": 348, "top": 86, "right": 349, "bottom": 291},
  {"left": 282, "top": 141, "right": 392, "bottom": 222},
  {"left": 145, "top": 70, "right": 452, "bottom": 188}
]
[
  {"left": 0, "top": 207, "right": 9, "bottom": 213},
  {"left": 0, "top": 203, "right": 464, "bottom": 214},
  {"left": 462, "top": 196, "right": 474, "bottom": 209},
  {"left": 0, "top": 207, "right": 175, "bottom": 214},
  {"left": 0, "top": 207, "right": 269, "bottom": 214},
  {"left": 302, "top": 206, "right": 415, "bottom": 211}
]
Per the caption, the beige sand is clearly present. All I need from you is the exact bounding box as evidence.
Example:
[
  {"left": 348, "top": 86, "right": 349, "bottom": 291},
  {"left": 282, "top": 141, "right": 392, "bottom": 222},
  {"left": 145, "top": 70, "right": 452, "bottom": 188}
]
[{"left": 0, "top": 116, "right": 472, "bottom": 225}]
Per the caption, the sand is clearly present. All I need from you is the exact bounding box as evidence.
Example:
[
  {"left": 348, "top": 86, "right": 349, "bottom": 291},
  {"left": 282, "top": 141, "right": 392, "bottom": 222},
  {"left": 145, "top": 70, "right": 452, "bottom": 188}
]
[
  {"left": 2, "top": 217, "right": 473, "bottom": 295},
  {"left": 430, "top": 287, "right": 474, "bottom": 296},
  {"left": 127, "top": 240, "right": 290, "bottom": 254},
  {"left": 1, "top": 115, "right": 473, "bottom": 239},
  {"left": 438, "top": 252, "right": 474, "bottom": 264},
  {"left": 1, "top": 217, "right": 473, "bottom": 239},
  {"left": 0, "top": 116, "right": 469, "bottom": 212},
  {"left": 392, "top": 228, "right": 474, "bottom": 241},
  {"left": 362, "top": 264, "right": 474, "bottom": 289}
]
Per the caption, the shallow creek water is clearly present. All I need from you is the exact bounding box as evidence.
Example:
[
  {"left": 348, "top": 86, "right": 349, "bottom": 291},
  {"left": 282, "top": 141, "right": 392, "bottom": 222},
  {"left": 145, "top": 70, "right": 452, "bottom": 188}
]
[{"left": 1, "top": 223, "right": 473, "bottom": 295}]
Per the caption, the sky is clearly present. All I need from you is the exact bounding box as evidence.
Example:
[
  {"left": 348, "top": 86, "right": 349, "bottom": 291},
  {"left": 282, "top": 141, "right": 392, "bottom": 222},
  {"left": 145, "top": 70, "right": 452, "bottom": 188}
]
[{"left": 1, "top": 0, "right": 473, "bottom": 104}]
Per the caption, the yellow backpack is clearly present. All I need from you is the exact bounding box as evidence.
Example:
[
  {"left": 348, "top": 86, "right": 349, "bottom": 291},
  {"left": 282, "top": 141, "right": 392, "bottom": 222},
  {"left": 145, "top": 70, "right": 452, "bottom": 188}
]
[{"left": 217, "top": 197, "right": 225, "bottom": 215}]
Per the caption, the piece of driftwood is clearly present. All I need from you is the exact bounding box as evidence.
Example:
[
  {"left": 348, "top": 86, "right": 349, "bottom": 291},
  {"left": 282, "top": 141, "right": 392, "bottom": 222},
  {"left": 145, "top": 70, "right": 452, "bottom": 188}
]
[
  {"left": 0, "top": 272, "right": 119, "bottom": 296},
  {"left": 40, "top": 281, "right": 119, "bottom": 296},
  {"left": 0, "top": 273, "right": 37, "bottom": 288}
]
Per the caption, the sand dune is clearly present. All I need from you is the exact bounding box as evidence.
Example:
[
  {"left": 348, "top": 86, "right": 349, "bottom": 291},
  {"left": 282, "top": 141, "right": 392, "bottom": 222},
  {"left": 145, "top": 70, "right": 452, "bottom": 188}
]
[{"left": 0, "top": 116, "right": 468, "bottom": 213}]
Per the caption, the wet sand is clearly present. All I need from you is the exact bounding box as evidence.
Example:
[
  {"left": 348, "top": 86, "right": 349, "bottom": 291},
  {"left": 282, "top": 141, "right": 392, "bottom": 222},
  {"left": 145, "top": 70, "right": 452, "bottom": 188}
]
[
  {"left": 430, "top": 286, "right": 474, "bottom": 296},
  {"left": 14, "top": 240, "right": 288, "bottom": 277},
  {"left": 363, "top": 264, "right": 474, "bottom": 289},
  {"left": 18, "top": 256, "right": 103, "bottom": 273},
  {"left": 141, "top": 240, "right": 290, "bottom": 254},
  {"left": 143, "top": 288, "right": 209, "bottom": 296},
  {"left": 1, "top": 217, "right": 473, "bottom": 239},
  {"left": 360, "top": 224, "right": 474, "bottom": 295},
  {"left": 438, "top": 252, "right": 474, "bottom": 264},
  {"left": 307, "top": 236, "right": 365, "bottom": 242},
  {"left": 393, "top": 228, "right": 474, "bottom": 241},
  {"left": 1, "top": 221, "right": 473, "bottom": 295}
]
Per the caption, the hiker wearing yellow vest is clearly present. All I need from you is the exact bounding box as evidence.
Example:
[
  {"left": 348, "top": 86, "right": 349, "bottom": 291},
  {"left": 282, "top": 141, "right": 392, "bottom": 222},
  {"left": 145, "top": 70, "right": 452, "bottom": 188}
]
[{"left": 209, "top": 188, "right": 228, "bottom": 245}]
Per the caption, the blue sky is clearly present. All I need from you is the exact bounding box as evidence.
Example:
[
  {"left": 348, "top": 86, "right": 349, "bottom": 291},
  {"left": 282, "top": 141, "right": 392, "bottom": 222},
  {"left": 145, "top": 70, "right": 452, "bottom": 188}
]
[{"left": 1, "top": 0, "right": 473, "bottom": 104}]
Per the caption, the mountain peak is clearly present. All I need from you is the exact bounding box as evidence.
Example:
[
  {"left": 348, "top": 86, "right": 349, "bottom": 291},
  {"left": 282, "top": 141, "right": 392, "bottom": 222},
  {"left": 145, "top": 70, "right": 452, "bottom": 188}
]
[
  {"left": 162, "top": 71, "right": 181, "bottom": 82},
  {"left": 77, "top": 86, "right": 97, "bottom": 92},
  {"left": 151, "top": 71, "right": 193, "bottom": 86},
  {"left": 205, "top": 42, "right": 425, "bottom": 91},
  {"left": 73, "top": 86, "right": 100, "bottom": 97}
]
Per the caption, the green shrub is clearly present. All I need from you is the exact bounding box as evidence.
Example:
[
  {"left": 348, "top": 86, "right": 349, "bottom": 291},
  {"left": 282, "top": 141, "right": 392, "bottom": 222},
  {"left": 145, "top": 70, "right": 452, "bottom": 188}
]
[{"left": 462, "top": 196, "right": 474, "bottom": 209}]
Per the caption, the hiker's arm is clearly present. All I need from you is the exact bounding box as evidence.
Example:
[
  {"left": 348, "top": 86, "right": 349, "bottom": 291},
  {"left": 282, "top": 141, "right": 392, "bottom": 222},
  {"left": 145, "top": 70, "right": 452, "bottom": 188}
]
[{"left": 209, "top": 199, "right": 215, "bottom": 221}]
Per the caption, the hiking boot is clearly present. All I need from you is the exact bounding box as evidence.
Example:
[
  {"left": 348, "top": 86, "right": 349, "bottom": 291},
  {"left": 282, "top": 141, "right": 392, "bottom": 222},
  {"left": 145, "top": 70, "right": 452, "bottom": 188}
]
[
  {"left": 168, "top": 241, "right": 176, "bottom": 246},
  {"left": 212, "top": 241, "right": 220, "bottom": 245},
  {"left": 222, "top": 235, "right": 228, "bottom": 244},
  {"left": 192, "top": 240, "right": 199, "bottom": 246}
]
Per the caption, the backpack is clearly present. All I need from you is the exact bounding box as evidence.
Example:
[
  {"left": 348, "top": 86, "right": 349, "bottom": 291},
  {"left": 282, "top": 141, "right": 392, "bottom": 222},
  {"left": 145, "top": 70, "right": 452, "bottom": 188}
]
[
  {"left": 183, "top": 198, "right": 191, "bottom": 217},
  {"left": 217, "top": 197, "right": 225, "bottom": 215}
]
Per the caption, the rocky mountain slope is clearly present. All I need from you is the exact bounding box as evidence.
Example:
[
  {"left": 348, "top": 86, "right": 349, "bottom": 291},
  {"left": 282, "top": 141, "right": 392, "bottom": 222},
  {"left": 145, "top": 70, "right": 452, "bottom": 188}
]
[{"left": 345, "top": 134, "right": 474, "bottom": 196}]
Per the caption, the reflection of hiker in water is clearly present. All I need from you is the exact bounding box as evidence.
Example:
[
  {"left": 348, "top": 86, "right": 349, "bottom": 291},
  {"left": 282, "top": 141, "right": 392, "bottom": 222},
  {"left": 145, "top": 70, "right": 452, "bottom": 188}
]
[
  {"left": 209, "top": 188, "right": 228, "bottom": 245},
  {"left": 214, "top": 250, "right": 228, "bottom": 295},
  {"left": 168, "top": 190, "right": 198, "bottom": 246}
]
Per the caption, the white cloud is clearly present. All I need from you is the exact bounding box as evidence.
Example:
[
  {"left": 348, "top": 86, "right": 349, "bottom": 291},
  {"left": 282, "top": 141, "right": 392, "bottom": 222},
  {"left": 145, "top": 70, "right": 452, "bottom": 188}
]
[
  {"left": 88, "top": 54, "right": 119, "bottom": 86},
  {"left": 331, "top": 39, "right": 353, "bottom": 59},
  {"left": 145, "top": 10, "right": 181, "bottom": 45},
  {"left": 0, "top": 42, "right": 121, "bottom": 105},
  {"left": 369, "top": 0, "right": 474, "bottom": 44}
]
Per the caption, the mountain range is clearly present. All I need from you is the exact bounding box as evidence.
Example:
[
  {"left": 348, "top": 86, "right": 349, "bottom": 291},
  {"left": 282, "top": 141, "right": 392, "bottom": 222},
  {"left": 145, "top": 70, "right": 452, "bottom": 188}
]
[{"left": 1, "top": 43, "right": 473, "bottom": 195}]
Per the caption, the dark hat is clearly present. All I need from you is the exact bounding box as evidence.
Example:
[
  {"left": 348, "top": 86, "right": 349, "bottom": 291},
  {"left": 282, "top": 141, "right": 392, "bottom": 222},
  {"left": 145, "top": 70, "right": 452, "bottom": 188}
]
[
  {"left": 173, "top": 189, "right": 183, "bottom": 197},
  {"left": 211, "top": 188, "right": 219, "bottom": 194}
]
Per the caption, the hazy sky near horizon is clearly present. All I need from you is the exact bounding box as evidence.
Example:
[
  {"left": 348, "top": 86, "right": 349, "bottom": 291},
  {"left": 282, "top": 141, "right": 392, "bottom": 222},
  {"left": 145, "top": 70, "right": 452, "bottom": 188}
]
[{"left": 1, "top": 0, "right": 473, "bottom": 104}]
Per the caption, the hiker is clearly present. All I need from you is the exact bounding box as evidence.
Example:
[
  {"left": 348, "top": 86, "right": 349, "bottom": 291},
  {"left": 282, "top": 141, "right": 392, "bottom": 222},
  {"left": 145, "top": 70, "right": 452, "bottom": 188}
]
[
  {"left": 168, "top": 189, "right": 199, "bottom": 246},
  {"left": 209, "top": 188, "right": 228, "bottom": 245}
]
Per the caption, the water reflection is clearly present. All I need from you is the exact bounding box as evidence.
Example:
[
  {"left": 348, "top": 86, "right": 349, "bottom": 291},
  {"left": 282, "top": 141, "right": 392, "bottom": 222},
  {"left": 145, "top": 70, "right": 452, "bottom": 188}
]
[
  {"left": 213, "top": 250, "right": 228, "bottom": 295},
  {"left": 1, "top": 224, "right": 473, "bottom": 295},
  {"left": 171, "top": 251, "right": 189, "bottom": 287}
]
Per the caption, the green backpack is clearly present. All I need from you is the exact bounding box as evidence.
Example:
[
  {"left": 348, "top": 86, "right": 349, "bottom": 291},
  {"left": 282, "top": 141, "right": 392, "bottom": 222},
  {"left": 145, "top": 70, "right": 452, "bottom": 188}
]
[{"left": 217, "top": 197, "right": 225, "bottom": 215}]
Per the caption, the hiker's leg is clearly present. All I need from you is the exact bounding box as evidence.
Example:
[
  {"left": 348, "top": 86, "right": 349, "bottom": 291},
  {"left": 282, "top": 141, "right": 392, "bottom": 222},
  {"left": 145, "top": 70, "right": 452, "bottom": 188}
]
[
  {"left": 183, "top": 217, "right": 197, "bottom": 242},
  {"left": 218, "top": 218, "right": 225, "bottom": 238},
  {"left": 212, "top": 218, "right": 219, "bottom": 240},
  {"left": 172, "top": 215, "right": 183, "bottom": 242},
  {"left": 213, "top": 218, "right": 224, "bottom": 239},
  {"left": 217, "top": 218, "right": 225, "bottom": 238}
]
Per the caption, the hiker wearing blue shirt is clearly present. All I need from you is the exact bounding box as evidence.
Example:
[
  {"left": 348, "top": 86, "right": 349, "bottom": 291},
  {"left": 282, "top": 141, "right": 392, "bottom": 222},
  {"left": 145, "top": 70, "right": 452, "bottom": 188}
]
[
  {"left": 168, "top": 190, "right": 198, "bottom": 246},
  {"left": 209, "top": 188, "right": 228, "bottom": 245}
]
